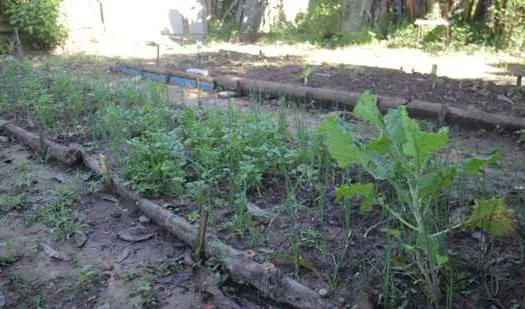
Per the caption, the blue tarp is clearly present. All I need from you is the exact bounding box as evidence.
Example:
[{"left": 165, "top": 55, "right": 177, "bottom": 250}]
[{"left": 115, "top": 66, "right": 214, "bottom": 92}]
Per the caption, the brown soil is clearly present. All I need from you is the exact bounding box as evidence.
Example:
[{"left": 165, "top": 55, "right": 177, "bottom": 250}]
[
  {"left": 3, "top": 57, "right": 525, "bottom": 308},
  {"left": 161, "top": 50, "right": 525, "bottom": 118},
  {"left": 0, "top": 140, "right": 271, "bottom": 309}
]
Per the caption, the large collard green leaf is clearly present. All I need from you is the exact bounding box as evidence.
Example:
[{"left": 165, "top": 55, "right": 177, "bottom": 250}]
[
  {"left": 382, "top": 106, "right": 448, "bottom": 167},
  {"left": 353, "top": 91, "right": 383, "bottom": 127},
  {"left": 402, "top": 128, "right": 449, "bottom": 167},
  {"left": 457, "top": 151, "right": 502, "bottom": 175},
  {"left": 382, "top": 107, "right": 408, "bottom": 150},
  {"left": 336, "top": 182, "right": 375, "bottom": 213},
  {"left": 466, "top": 198, "right": 514, "bottom": 237},
  {"left": 319, "top": 115, "right": 365, "bottom": 168}
]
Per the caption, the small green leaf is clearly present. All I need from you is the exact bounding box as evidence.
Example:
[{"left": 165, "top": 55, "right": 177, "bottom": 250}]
[
  {"left": 366, "top": 133, "right": 390, "bottom": 154},
  {"left": 336, "top": 182, "right": 375, "bottom": 213},
  {"left": 353, "top": 91, "right": 383, "bottom": 127},
  {"left": 381, "top": 228, "right": 401, "bottom": 238},
  {"left": 466, "top": 198, "right": 514, "bottom": 237},
  {"left": 436, "top": 254, "right": 449, "bottom": 266},
  {"left": 383, "top": 107, "right": 407, "bottom": 145},
  {"left": 458, "top": 151, "right": 502, "bottom": 175}
]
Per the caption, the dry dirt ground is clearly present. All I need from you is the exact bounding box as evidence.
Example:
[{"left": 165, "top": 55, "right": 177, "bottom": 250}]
[{"left": 0, "top": 140, "right": 211, "bottom": 309}]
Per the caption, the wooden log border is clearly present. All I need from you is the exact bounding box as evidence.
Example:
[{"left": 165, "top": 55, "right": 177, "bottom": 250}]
[
  {"left": 111, "top": 62, "right": 525, "bottom": 132},
  {"left": 0, "top": 120, "right": 329, "bottom": 309}
]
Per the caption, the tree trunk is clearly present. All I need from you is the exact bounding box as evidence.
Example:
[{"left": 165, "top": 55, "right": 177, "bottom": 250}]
[
  {"left": 473, "top": 0, "right": 491, "bottom": 21},
  {"left": 259, "top": 0, "right": 285, "bottom": 33},
  {"left": 494, "top": 0, "right": 508, "bottom": 45},
  {"left": 464, "top": 0, "right": 474, "bottom": 20},
  {"left": 379, "top": 0, "right": 389, "bottom": 24},
  {"left": 236, "top": 0, "right": 263, "bottom": 34},
  {"left": 405, "top": 0, "right": 416, "bottom": 21}
]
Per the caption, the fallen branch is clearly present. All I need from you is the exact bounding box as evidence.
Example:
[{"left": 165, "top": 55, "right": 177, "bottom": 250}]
[
  {"left": 0, "top": 122, "right": 81, "bottom": 165},
  {"left": 2, "top": 121, "right": 328, "bottom": 309}
]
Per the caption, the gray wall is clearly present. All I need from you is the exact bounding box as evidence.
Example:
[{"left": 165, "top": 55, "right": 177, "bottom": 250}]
[{"left": 61, "top": 0, "right": 206, "bottom": 40}]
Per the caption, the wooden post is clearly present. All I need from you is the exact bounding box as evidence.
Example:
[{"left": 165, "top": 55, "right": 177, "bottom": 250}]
[
  {"left": 431, "top": 64, "right": 438, "bottom": 75},
  {"left": 518, "top": 75, "right": 522, "bottom": 88},
  {"left": 98, "top": 0, "right": 106, "bottom": 32},
  {"left": 156, "top": 44, "right": 160, "bottom": 67},
  {"left": 13, "top": 27, "right": 23, "bottom": 59},
  {"left": 417, "top": 25, "right": 422, "bottom": 46}
]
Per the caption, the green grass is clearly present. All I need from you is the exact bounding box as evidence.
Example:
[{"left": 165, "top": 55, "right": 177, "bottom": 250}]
[
  {"left": 33, "top": 179, "right": 86, "bottom": 242},
  {"left": 76, "top": 264, "right": 98, "bottom": 293}
]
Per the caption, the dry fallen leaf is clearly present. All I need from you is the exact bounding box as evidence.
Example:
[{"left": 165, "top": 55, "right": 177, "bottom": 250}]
[
  {"left": 244, "top": 249, "right": 257, "bottom": 258},
  {"left": 115, "top": 248, "right": 130, "bottom": 263},
  {"left": 117, "top": 226, "right": 154, "bottom": 242},
  {"left": 357, "top": 289, "right": 374, "bottom": 309},
  {"left": 317, "top": 288, "right": 328, "bottom": 297},
  {"left": 41, "top": 243, "right": 69, "bottom": 261},
  {"left": 74, "top": 231, "right": 88, "bottom": 247}
]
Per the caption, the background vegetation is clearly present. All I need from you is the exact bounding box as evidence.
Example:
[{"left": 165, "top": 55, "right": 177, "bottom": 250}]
[
  {"left": 0, "top": 0, "right": 67, "bottom": 51},
  {"left": 207, "top": 0, "right": 525, "bottom": 52}
]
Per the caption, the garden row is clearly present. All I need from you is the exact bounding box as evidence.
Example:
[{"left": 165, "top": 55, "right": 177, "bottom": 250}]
[{"left": 0, "top": 57, "right": 522, "bottom": 308}]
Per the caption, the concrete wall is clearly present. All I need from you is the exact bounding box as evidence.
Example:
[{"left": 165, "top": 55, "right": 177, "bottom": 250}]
[{"left": 61, "top": 0, "right": 206, "bottom": 40}]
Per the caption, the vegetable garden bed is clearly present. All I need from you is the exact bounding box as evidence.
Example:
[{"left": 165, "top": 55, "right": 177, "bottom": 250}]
[{"left": 1, "top": 57, "right": 525, "bottom": 308}]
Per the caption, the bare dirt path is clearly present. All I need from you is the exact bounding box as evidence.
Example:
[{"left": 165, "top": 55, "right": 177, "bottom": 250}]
[{"left": 0, "top": 139, "right": 205, "bottom": 308}]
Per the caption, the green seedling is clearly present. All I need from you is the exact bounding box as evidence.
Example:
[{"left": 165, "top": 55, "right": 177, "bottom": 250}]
[
  {"left": 299, "top": 63, "right": 315, "bottom": 85},
  {"left": 77, "top": 264, "right": 98, "bottom": 292},
  {"left": 135, "top": 282, "right": 159, "bottom": 309}
]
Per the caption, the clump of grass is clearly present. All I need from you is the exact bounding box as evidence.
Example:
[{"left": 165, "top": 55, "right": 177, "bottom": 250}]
[
  {"left": 135, "top": 282, "right": 160, "bottom": 309},
  {"left": 36, "top": 179, "right": 86, "bottom": 241},
  {"left": 0, "top": 193, "right": 26, "bottom": 212},
  {"left": 76, "top": 264, "right": 98, "bottom": 293}
]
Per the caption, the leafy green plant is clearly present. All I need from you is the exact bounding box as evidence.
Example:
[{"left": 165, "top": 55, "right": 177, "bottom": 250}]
[
  {"left": 122, "top": 131, "right": 186, "bottom": 197},
  {"left": 13, "top": 160, "right": 35, "bottom": 191},
  {"left": 187, "top": 209, "right": 200, "bottom": 224},
  {"left": 320, "top": 91, "right": 507, "bottom": 305},
  {"left": 2, "top": 0, "right": 67, "bottom": 50},
  {"left": 0, "top": 240, "right": 19, "bottom": 267}
]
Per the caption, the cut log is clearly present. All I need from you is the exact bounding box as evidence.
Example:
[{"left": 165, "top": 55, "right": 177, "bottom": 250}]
[
  {"left": 214, "top": 75, "right": 525, "bottom": 132},
  {"left": 0, "top": 121, "right": 328, "bottom": 309},
  {"left": 0, "top": 122, "right": 81, "bottom": 165},
  {"left": 110, "top": 182, "right": 328, "bottom": 309},
  {"left": 111, "top": 64, "right": 525, "bottom": 131}
]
